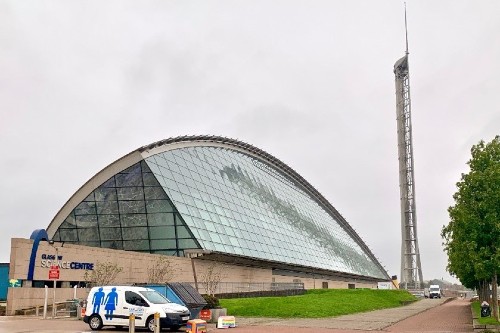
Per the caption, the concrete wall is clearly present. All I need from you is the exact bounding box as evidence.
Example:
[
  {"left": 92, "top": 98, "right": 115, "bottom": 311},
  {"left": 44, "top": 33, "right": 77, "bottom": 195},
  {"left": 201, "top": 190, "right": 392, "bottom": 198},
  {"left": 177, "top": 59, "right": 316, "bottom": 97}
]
[{"left": 7, "top": 238, "right": 378, "bottom": 314}]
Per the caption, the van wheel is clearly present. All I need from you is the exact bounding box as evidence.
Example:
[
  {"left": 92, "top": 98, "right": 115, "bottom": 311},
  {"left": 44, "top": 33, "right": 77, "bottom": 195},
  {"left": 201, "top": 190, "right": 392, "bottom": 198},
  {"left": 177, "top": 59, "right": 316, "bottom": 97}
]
[
  {"left": 88, "top": 314, "right": 103, "bottom": 330},
  {"left": 146, "top": 316, "right": 158, "bottom": 332}
]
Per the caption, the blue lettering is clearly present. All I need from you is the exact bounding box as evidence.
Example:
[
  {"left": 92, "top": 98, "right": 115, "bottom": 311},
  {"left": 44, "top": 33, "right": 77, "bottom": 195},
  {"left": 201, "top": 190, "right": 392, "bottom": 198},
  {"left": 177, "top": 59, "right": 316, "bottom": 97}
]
[{"left": 69, "top": 262, "right": 94, "bottom": 270}]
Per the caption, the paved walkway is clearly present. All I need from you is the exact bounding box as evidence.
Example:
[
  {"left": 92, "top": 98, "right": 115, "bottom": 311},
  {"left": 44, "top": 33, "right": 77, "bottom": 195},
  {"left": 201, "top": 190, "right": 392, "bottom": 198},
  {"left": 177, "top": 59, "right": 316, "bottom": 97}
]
[
  {"left": 206, "top": 298, "right": 473, "bottom": 333},
  {"left": 0, "top": 297, "right": 475, "bottom": 333}
]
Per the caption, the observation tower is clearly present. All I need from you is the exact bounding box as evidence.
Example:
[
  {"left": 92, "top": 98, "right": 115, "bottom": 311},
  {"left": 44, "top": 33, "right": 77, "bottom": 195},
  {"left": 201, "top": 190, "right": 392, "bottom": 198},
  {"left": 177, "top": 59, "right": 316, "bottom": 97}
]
[{"left": 393, "top": 6, "right": 423, "bottom": 289}]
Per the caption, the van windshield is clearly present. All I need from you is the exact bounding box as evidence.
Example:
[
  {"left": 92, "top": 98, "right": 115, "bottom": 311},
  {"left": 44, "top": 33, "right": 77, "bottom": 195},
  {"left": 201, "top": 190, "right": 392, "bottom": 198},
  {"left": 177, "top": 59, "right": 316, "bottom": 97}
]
[
  {"left": 139, "top": 291, "right": 171, "bottom": 304},
  {"left": 430, "top": 287, "right": 439, "bottom": 292}
]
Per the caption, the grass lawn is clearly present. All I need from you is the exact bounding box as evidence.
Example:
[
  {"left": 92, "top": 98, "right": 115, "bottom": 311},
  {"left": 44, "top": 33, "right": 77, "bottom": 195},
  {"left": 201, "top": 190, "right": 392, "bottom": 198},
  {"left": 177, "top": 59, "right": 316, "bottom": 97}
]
[
  {"left": 471, "top": 301, "right": 500, "bottom": 326},
  {"left": 219, "top": 289, "right": 416, "bottom": 318}
]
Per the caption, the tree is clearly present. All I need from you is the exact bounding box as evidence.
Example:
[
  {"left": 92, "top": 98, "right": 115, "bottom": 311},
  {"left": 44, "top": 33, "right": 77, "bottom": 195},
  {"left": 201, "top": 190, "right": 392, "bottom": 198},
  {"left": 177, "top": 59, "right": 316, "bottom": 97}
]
[
  {"left": 84, "top": 261, "right": 123, "bottom": 287},
  {"left": 147, "top": 256, "right": 176, "bottom": 284},
  {"left": 199, "top": 261, "right": 227, "bottom": 296},
  {"left": 442, "top": 136, "right": 500, "bottom": 321}
]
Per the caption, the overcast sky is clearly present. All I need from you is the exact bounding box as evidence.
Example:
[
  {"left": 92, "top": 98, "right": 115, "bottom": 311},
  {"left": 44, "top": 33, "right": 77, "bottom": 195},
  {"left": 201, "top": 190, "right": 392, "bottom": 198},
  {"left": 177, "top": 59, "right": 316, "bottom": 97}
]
[{"left": 1, "top": 1, "right": 499, "bottom": 285}]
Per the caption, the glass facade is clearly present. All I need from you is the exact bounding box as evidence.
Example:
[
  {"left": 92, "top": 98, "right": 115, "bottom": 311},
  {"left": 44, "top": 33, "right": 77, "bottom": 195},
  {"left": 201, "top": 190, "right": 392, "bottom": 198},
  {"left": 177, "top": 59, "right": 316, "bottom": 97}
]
[
  {"left": 52, "top": 161, "right": 201, "bottom": 256},
  {"left": 52, "top": 143, "right": 386, "bottom": 279},
  {"left": 144, "top": 147, "right": 386, "bottom": 279}
]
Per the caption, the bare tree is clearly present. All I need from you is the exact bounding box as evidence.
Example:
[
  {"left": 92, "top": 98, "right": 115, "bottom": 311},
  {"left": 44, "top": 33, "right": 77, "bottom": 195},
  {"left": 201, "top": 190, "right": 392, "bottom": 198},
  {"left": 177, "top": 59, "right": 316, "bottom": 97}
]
[
  {"left": 199, "top": 261, "right": 226, "bottom": 296},
  {"left": 147, "top": 256, "right": 176, "bottom": 284},
  {"left": 84, "top": 261, "right": 123, "bottom": 287}
]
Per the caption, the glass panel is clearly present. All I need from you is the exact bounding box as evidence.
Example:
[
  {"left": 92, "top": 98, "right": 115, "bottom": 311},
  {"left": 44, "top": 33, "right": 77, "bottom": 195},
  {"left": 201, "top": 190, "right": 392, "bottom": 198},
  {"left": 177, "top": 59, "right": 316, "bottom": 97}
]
[
  {"left": 77, "top": 228, "right": 99, "bottom": 242},
  {"left": 176, "top": 226, "right": 191, "bottom": 238},
  {"left": 178, "top": 238, "right": 198, "bottom": 249},
  {"left": 116, "top": 171, "right": 143, "bottom": 187},
  {"left": 60, "top": 215, "right": 76, "bottom": 228},
  {"left": 147, "top": 213, "right": 175, "bottom": 226},
  {"left": 141, "top": 160, "right": 152, "bottom": 172},
  {"left": 144, "top": 187, "right": 167, "bottom": 200},
  {"left": 96, "top": 201, "right": 119, "bottom": 214},
  {"left": 119, "top": 201, "right": 146, "bottom": 214},
  {"left": 95, "top": 187, "right": 117, "bottom": 201},
  {"left": 75, "top": 215, "right": 97, "bottom": 228},
  {"left": 152, "top": 250, "right": 177, "bottom": 255},
  {"left": 122, "top": 227, "right": 148, "bottom": 240},
  {"left": 120, "top": 163, "right": 138, "bottom": 174},
  {"left": 98, "top": 214, "right": 120, "bottom": 227},
  {"left": 121, "top": 214, "right": 147, "bottom": 227},
  {"left": 143, "top": 172, "right": 159, "bottom": 186},
  {"left": 101, "top": 177, "right": 116, "bottom": 188},
  {"left": 123, "top": 240, "right": 149, "bottom": 251},
  {"left": 150, "top": 239, "right": 177, "bottom": 250},
  {"left": 83, "top": 193, "right": 95, "bottom": 202},
  {"left": 101, "top": 241, "right": 124, "bottom": 250},
  {"left": 100, "top": 227, "right": 122, "bottom": 241},
  {"left": 52, "top": 230, "right": 61, "bottom": 241},
  {"left": 146, "top": 200, "right": 173, "bottom": 213},
  {"left": 59, "top": 229, "right": 78, "bottom": 241},
  {"left": 117, "top": 187, "right": 144, "bottom": 201},
  {"left": 74, "top": 202, "right": 96, "bottom": 215},
  {"left": 148, "top": 226, "right": 175, "bottom": 239},
  {"left": 79, "top": 241, "right": 100, "bottom": 247}
]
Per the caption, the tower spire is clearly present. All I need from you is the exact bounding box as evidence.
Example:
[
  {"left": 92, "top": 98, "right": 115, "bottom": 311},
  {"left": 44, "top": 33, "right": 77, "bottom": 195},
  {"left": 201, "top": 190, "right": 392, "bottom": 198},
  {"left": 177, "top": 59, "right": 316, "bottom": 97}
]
[{"left": 404, "top": 2, "right": 409, "bottom": 55}]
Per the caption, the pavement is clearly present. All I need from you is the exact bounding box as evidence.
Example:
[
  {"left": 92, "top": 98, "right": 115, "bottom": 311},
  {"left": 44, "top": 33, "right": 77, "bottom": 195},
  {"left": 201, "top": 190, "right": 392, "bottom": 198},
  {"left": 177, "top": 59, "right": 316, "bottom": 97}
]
[
  {"left": 224, "top": 297, "right": 452, "bottom": 332},
  {"left": 0, "top": 297, "right": 480, "bottom": 333}
]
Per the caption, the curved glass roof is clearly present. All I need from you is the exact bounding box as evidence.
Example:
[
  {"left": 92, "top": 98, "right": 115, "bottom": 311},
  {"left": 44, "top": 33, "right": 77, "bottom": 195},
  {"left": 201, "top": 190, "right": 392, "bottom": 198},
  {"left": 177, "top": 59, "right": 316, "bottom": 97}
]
[
  {"left": 50, "top": 137, "right": 387, "bottom": 280},
  {"left": 145, "top": 146, "right": 386, "bottom": 279}
]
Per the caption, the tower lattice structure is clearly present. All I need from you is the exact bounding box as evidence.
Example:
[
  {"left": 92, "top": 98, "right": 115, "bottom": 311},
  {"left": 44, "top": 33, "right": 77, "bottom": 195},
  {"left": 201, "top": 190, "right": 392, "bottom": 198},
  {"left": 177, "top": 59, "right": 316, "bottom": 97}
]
[{"left": 393, "top": 9, "right": 423, "bottom": 290}]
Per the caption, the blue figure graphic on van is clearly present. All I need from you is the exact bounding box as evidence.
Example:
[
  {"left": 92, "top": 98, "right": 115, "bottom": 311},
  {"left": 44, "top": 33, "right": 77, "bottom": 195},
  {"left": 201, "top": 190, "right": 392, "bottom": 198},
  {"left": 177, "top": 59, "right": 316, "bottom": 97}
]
[
  {"left": 104, "top": 287, "right": 118, "bottom": 320},
  {"left": 92, "top": 287, "right": 105, "bottom": 314}
]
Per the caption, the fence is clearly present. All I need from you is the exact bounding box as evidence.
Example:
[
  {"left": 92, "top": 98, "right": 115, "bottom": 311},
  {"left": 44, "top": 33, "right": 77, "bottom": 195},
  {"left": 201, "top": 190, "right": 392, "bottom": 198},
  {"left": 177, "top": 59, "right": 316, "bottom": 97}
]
[
  {"left": 15, "top": 300, "right": 80, "bottom": 318},
  {"left": 191, "top": 282, "right": 305, "bottom": 298}
]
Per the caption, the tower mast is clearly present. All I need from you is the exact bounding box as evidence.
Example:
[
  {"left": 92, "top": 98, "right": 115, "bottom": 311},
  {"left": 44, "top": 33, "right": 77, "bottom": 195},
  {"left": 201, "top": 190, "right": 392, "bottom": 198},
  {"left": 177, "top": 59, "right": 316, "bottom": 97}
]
[{"left": 393, "top": 4, "right": 423, "bottom": 290}]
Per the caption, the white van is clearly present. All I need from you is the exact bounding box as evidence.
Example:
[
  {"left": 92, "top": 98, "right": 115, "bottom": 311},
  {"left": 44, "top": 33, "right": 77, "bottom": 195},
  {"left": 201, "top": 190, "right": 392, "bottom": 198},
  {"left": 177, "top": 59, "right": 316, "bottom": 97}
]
[
  {"left": 429, "top": 284, "right": 441, "bottom": 299},
  {"left": 83, "top": 286, "right": 190, "bottom": 331}
]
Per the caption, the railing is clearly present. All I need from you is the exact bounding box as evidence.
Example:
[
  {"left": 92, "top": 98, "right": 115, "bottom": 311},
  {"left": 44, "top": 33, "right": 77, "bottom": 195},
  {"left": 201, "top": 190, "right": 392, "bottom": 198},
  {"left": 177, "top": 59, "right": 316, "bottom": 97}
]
[
  {"left": 15, "top": 300, "right": 80, "bottom": 318},
  {"left": 190, "top": 282, "right": 305, "bottom": 296}
]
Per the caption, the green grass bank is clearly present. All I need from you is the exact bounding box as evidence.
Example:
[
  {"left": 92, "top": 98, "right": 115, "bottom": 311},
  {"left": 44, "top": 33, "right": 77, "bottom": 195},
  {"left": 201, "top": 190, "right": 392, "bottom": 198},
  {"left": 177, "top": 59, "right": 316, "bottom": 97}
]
[{"left": 219, "top": 289, "right": 416, "bottom": 318}]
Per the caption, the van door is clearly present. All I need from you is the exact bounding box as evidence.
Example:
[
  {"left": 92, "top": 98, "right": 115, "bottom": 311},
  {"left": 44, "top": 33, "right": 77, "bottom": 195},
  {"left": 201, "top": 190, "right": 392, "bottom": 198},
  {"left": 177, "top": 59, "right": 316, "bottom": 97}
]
[
  {"left": 124, "top": 290, "right": 149, "bottom": 326},
  {"left": 101, "top": 287, "right": 128, "bottom": 327}
]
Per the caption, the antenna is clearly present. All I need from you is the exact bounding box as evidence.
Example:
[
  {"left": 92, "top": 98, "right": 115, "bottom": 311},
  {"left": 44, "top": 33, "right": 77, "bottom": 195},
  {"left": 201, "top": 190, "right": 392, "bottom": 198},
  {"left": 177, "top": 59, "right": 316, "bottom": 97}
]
[{"left": 404, "top": 2, "right": 409, "bottom": 55}]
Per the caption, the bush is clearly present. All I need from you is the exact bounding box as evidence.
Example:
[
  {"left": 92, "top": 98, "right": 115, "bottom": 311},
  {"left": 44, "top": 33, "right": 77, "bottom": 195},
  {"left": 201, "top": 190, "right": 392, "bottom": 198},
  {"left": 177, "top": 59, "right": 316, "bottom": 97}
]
[{"left": 203, "top": 294, "right": 220, "bottom": 309}]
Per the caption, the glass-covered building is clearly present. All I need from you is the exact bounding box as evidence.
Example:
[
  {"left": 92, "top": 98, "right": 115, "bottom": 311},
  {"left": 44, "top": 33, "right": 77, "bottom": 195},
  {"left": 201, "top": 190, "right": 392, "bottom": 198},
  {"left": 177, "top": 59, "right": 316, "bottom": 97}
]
[{"left": 46, "top": 135, "right": 389, "bottom": 281}]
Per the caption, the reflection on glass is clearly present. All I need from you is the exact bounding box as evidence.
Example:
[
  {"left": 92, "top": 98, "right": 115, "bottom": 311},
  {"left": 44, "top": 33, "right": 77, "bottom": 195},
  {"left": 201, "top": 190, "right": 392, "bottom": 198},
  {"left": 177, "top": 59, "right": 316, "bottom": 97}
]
[{"left": 145, "top": 147, "right": 386, "bottom": 279}]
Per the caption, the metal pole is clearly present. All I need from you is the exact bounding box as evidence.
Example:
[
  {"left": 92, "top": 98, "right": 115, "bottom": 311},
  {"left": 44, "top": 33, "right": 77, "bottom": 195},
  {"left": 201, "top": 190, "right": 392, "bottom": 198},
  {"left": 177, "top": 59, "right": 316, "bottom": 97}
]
[
  {"left": 52, "top": 246, "right": 58, "bottom": 318},
  {"left": 43, "top": 285, "right": 48, "bottom": 319},
  {"left": 52, "top": 280, "right": 56, "bottom": 317},
  {"left": 190, "top": 257, "right": 199, "bottom": 292},
  {"left": 154, "top": 312, "right": 160, "bottom": 333},
  {"left": 128, "top": 314, "right": 135, "bottom": 333}
]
